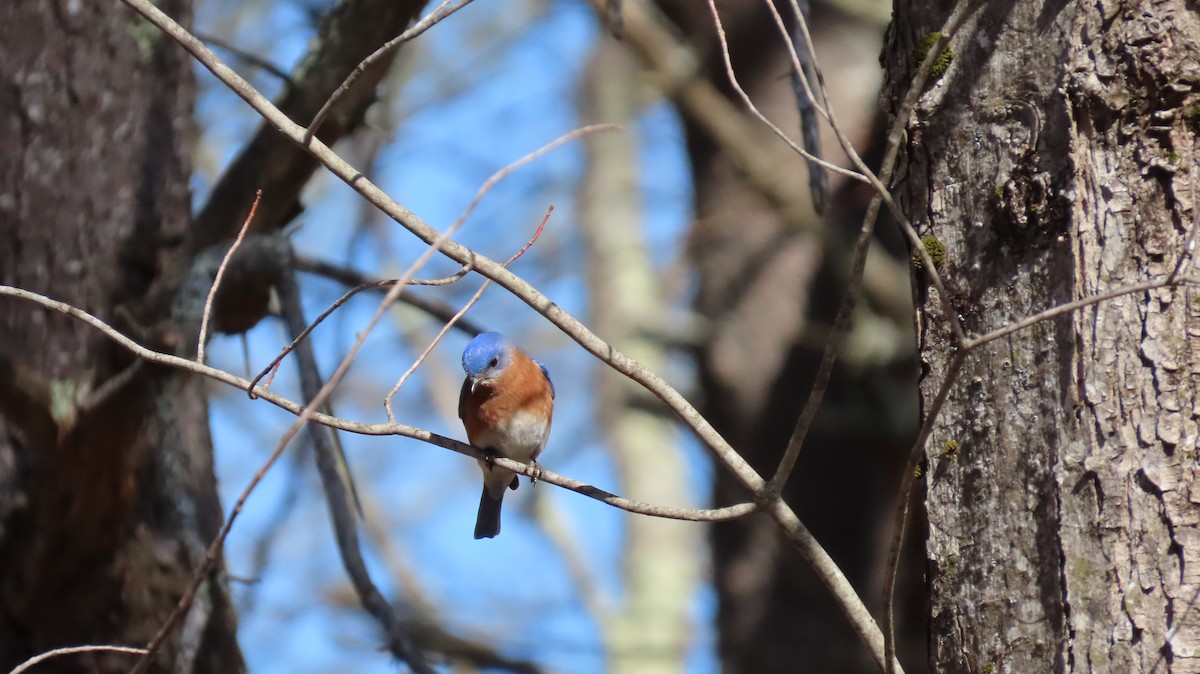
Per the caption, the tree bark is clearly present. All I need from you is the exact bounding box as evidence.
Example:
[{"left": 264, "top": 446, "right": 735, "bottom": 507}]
[
  {"left": 0, "top": 0, "right": 243, "bottom": 671},
  {"left": 884, "top": 1, "right": 1200, "bottom": 672}
]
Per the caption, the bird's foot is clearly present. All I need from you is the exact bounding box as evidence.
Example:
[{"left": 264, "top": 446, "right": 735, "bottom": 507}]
[
  {"left": 483, "top": 448, "right": 497, "bottom": 470},
  {"left": 528, "top": 459, "right": 542, "bottom": 485}
]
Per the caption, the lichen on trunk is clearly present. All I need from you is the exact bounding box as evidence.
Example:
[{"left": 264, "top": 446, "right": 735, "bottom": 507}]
[{"left": 885, "top": 1, "right": 1200, "bottom": 672}]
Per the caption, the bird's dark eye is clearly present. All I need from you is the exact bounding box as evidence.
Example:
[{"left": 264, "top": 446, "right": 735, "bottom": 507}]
[{"left": 489, "top": 357, "right": 499, "bottom": 368}]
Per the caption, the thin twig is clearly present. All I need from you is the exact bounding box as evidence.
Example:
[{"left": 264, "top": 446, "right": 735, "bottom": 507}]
[
  {"left": 782, "top": 0, "right": 972, "bottom": 347},
  {"left": 258, "top": 262, "right": 474, "bottom": 388},
  {"left": 384, "top": 205, "right": 553, "bottom": 421},
  {"left": 864, "top": 5, "right": 986, "bottom": 670},
  {"left": 249, "top": 267, "right": 474, "bottom": 395},
  {"left": 763, "top": 0, "right": 982, "bottom": 493},
  {"left": 195, "top": 32, "right": 292, "bottom": 82},
  {"left": 967, "top": 279, "right": 1183, "bottom": 350},
  {"left": 700, "top": 7, "right": 903, "bottom": 671},
  {"left": 383, "top": 278, "right": 486, "bottom": 422},
  {"left": 881, "top": 350, "right": 963, "bottom": 674},
  {"left": 295, "top": 255, "right": 469, "bottom": 287},
  {"left": 718, "top": 1, "right": 988, "bottom": 669},
  {"left": 8, "top": 645, "right": 148, "bottom": 674},
  {"left": 705, "top": 0, "right": 885, "bottom": 500},
  {"left": 453, "top": 125, "right": 620, "bottom": 234},
  {"left": 586, "top": 0, "right": 871, "bottom": 232},
  {"left": 247, "top": 280, "right": 388, "bottom": 394},
  {"left": 197, "top": 189, "right": 261, "bottom": 363},
  {"left": 704, "top": 0, "right": 864, "bottom": 183},
  {"left": 250, "top": 125, "right": 614, "bottom": 395},
  {"left": 304, "top": 0, "right": 476, "bottom": 143},
  {"left": 275, "top": 265, "right": 429, "bottom": 665},
  {"left": 588, "top": 0, "right": 914, "bottom": 325},
  {"left": 76, "top": 360, "right": 144, "bottom": 415}
]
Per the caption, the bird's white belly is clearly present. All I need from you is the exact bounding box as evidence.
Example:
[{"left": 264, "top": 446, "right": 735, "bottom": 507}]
[{"left": 473, "top": 409, "right": 550, "bottom": 462}]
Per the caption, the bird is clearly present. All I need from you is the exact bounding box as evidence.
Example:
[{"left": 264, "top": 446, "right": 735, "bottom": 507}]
[{"left": 458, "top": 332, "right": 554, "bottom": 539}]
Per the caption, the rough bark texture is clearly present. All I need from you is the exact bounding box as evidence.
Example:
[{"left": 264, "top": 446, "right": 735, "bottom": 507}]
[
  {"left": 0, "top": 0, "right": 244, "bottom": 672},
  {"left": 885, "top": 1, "right": 1200, "bottom": 672}
]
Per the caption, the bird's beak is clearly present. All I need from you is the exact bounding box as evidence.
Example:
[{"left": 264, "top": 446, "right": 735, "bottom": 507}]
[{"left": 469, "top": 377, "right": 479, "bottom": 394}]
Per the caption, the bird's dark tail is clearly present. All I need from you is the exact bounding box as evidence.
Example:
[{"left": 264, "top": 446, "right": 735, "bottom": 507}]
[{"left": 474, "top": 487, "right": 504, "bottom": 539}]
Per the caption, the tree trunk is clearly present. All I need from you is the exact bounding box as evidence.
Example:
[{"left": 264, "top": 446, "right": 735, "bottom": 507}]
[
  {"left": 0, "top": 0, "right": 243, "bottom": 671},
  {"left": 884, "top": 1, "right": 1200, "bottom": 672},
  {"left": 579, "top": 34, "right": 700, "bottom": 674}
]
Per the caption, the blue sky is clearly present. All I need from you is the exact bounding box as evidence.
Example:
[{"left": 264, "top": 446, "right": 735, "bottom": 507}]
[{"left": 193, "top": 1, "right": 709, "bottom": 672}]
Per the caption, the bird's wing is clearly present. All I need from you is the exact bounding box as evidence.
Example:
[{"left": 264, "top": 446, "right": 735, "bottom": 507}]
[
  {"left": 457, "top": 376, "right": 471, "bottom": 420},
  {"left": 533, "top": 358, "right": 554, "bottom": 399}
]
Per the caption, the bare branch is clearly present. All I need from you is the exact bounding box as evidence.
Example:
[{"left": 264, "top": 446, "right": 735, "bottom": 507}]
[
  {"left": 782, "top": 0, "right": 976, "bottom": 349},
  {"left": 593, "top": 0, "right": 914, "bottom": 327},
  {"left": 187, "top": 0, "right": 427, "bottom": 258},
  {"left": 75, "top": 359, "right": 144, "bottom": 416},
  {"left": 197, "top": 189, "right": 260, "bottom": 364},
  {"left": 0, "top": 283, "right": 757, "bottom": 524},
  {"left": 453, "top": 124, "right": 620, "bottom": 232},
  {"left": 753, "top": 0, "right": 888, "bottom": 495},
  {"left": 881, "top": 350, "right": 965, "bottom": 674},
  {"left": 8, "top": 645, "right": 148, "bottom": 674},
  {"left": 294, "top": 258, "right": 484, "bottom": 333},
  {"left": 194, "top": 32, "right": 292, "bottom": 83},
  {"left": 294, "top": 256, "right": 470, "bottom": 288},
  {"left": 305, "top": 0, "right": 476, "bottom": 143},
  {"left": 385, "top": 278, "right": 487, "bottom": 423},
  {"left": 274, "top": 265, "right": 428, "bottom": 667},
  {"left": 584, "top": 0, "right": 866, "bottom": 221},
  {"left": 765, "top": 0, "right": 983, "bottom": 500},
  {"left": 702, "top": 2, "right": 1000, "bottom": 669},
  {"left": 705, "top": 0, "right": 852, "bottom": 180},
  {"left": 966, "top": 278, "right": 1191, "bottom": 351},
  {"left": 248, "top": 273, "right": 473, "bottom": 394}
]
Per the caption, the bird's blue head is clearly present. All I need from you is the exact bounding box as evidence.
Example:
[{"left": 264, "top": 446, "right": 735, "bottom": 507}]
[{"left": 462, "top": 332, "right": 513, "bottom": 390}]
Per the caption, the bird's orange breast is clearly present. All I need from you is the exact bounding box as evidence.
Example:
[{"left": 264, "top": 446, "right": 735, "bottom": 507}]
[{"left": 459, "top": 353, "right": 554, "bottom": 447}]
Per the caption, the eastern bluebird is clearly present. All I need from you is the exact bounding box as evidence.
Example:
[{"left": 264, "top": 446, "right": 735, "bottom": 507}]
[{"left": 458, "top": 332, "right": 555, "bottom": 539}]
